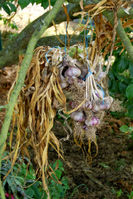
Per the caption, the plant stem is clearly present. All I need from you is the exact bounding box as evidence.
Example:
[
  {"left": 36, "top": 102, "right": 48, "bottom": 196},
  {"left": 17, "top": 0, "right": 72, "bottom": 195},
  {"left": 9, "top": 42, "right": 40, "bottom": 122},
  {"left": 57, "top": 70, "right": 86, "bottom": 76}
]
[
  {"left": 0, "top": 145, "right": 5, "bottom": 199},
  {"left": 0, "top": 179, "right": 5, "bottom": 199},
  {"left": 0, "top": 0, "right": 64, "bottom": 198},
  {"left": 116, "top": 19, "right": 133, "bottom": 62},
  {"left": 104, "top": 11, "right": 133, "bottom": 62}
]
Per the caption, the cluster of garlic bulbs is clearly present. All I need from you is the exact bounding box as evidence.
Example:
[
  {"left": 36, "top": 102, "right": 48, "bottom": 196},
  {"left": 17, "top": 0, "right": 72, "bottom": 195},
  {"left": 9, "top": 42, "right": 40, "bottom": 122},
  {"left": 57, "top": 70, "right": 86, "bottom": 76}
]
[{"left": 44, "top": 46, "right": 113, "bottom": 131}]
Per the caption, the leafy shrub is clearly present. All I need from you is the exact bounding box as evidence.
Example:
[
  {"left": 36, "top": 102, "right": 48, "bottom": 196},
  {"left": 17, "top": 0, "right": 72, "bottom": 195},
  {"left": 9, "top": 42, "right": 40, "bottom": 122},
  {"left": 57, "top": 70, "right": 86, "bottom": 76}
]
[
  {"left": 0, "top": 152, "right": 69, "bottom": 199},
  {"left": 17, "top": 0, "right": 56, "bottom": 9},
  {"left": 120, "top": 125, "right": 133, "bottom": 140},
  {"left": 108, "top": 50, "right": 133, "bottom": 118}
]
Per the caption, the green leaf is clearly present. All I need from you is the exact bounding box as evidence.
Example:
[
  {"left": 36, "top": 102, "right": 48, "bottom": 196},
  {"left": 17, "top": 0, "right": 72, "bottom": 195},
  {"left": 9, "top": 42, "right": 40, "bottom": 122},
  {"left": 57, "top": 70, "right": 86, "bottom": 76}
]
[
  {"left": 55, "top": 170, "right": 62, "bottom": 179},
  {"left": 99, "top": 162, "right": 110, "bottom": 168},
  {"left": 118, "top": 82, "right": 127, "bottom": 93},
  {"left": 127, "top": 104, "right": 133, "bottom": 118},
  {"left": 18, "top": 0, "right": 30, "bottom": 9},
  {"left": 7, "top": 2, "right": 16, "bottom": 12},
  {"left": 25, "top": 187, "right": 35, "bottom": 197},
  {"left": 114, "top": 54, "right": 129, "bottom": 73},
  {"left": 130, "top": 132, "right": 133, "bottom": 140},
  {"left": 108, "top": 71, "right": 115, "bottom": 80},
  {"left": 110, "top": 80, "right": 119, "bottom": 93},
  {"left": 120, "top": 125, "right": 129, "bottom": 133},
  {"left": 30, "top": 182, "right": 44, "bottom": 198},
  {"left": 126, "top": 84, "right": 133, "bottom": 100},
  {"left": 41, "top": 0, "right": 56, "bottom": 8},
  {"left": 129, "top": 61, "right": 133, "bottom": 78},
  {"left": 116, "top": 189, "right": 123, "bottom": 198},
  {"left": 128, "top": 127, "right": 133, "bottom": 133},
  {"left": 2, "top": 4, "right": 11, "bottom": 15}
]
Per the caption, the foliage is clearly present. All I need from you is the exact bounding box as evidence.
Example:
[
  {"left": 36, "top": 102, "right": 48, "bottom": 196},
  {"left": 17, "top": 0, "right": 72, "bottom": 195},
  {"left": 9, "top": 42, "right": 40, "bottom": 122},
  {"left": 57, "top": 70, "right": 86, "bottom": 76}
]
[
  {"left": 48, "top": 160, "right": 70, "bottom": 199},
  {"left": 108, "top": 49, "right": 133, "bottom": 118},
  {"left": 0, "top": 15, "right": 18, "bottom": 30},
  {"left": 128, "top": 191, "right": 133, "bottom": 199},
  {"left": 112, "top": 188, "right": 133, "bottom": 199},
  {"left": 0, "top": 153, "right": 69, "bottom": 199},
  {"left": 0, "top": 0, "right": 57, "bottom": 13},
  {"left": 120, "top": 125, "right": 133, "bottom": 140},
  {"left": 116, "top": 189, "right": 123, "bottom": 198},
  {"left": 0, "top": 0, "right": 16, "bottom": 15},
  {"left": 18, "top": 0, "right": 56, "bottom": 9}
]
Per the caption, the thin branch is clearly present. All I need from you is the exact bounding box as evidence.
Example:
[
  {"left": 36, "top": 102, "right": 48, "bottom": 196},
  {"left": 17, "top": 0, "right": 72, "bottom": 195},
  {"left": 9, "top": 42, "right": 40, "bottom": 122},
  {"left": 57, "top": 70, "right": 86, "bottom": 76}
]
[
  {"left": 117, "top": 18, "right": 133, "bottom": 61},
  {"left": 104, "top": 11, "right": 133, "bottom": 62}
]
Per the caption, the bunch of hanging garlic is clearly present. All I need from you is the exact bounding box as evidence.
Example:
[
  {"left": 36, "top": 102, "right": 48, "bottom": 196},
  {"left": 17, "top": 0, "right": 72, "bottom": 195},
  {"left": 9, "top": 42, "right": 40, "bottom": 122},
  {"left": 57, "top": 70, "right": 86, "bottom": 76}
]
[
  {"left": 44, "top": 46, "right": 113, "bottom": 131},
  {"left": 58, "top": 52, "right": 113, "bottom": 130}
]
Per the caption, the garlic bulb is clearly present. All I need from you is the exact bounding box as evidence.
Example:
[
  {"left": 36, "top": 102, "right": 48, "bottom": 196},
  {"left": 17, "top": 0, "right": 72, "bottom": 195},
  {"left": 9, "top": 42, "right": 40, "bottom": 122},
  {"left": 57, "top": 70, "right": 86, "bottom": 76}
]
[
  {"left": 67, "top": 77, "right": 74, "bottom": 84},
  {"left": 97, "top": 72, "right": 106, "bottom": 82},
  {"left": 92, "top": 106, "right": 100, "bottom": 112},
  {"left": 71, "top": 111, "right": 85, "bottom": 122},
  {"left": 77, "top": 79, "right": 85, "bottom": 87},
  {"left": 85, "top": 117, "right": 100, "bottom": 126},
  {"left": 100, "top": 96, "right": 113, "bottom": 110},
  {"left": 82, "top": 124, "right": 88, "bottom": 130},
  {"left": 99, "top": 103, "right": 107, "bottom": 110},
  {"left": 65, "top": 67, "right": 81, "bottom": 78},
  {"left": 82, "top": 101, "right": 93, "bottom": 109},
  {"left": 60, "top": 81, "right": 68, "bottom": 89}
]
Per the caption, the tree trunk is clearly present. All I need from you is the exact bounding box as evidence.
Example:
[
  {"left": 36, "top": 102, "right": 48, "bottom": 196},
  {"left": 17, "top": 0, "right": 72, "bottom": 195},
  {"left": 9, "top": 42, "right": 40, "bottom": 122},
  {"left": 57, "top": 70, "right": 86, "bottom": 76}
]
[{"left": 0, "top": 3, "right": 80, "bottom": 68}]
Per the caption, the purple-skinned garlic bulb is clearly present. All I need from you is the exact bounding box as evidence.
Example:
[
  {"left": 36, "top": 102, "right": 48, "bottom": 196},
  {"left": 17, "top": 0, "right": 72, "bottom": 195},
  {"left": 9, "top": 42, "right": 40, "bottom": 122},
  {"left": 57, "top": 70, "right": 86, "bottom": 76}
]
[
  {"left": 82, "top": 124, "right": 88, "bottom": 130},
  {"left": 82, "top": 101, "right": 93, "bottom": 109},
  {"left": 85, "top": 117, "right": 100, "bottom": 126},
  {"left": 71, "top": 111, "right": 85, "bottom": 122},
  {"left": 65, "top": 67, "right": 81, "bottom": 78},
  {"left": 99, "top": 96, "right": 113, "bottom": 110}
]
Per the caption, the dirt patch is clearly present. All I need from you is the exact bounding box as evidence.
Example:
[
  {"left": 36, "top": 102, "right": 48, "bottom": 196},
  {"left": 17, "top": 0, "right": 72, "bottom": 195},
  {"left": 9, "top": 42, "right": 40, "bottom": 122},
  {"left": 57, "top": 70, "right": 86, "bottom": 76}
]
[{"left": 51, "top": 118, "right": 133, "bottom": 199}]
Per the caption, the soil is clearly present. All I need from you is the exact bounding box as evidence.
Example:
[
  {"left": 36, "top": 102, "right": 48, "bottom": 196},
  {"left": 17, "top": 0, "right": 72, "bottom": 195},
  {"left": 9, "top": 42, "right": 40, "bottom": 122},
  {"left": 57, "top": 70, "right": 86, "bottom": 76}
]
[{"left": 52, "top": 119, "right": 133, "bottom": 199}]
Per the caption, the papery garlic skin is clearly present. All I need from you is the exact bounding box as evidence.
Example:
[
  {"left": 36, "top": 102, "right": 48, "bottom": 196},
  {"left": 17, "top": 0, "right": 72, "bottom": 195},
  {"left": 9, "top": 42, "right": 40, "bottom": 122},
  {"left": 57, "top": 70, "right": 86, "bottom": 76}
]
[
  {"left": 82, "top": 101, "right": 93, "bottom": 109},
  {"left": 92, "top": 105, "right": 101, "bottom": 112},
  {"left": 85, "top": 117, "right": 100, "bottom": 126},
  {"left": 96, "top": 72, "right": 106, "bottom": 82},
  {"left": 60, "top": 81, "right": 68, "bottom": 89},
  {"left": 65, "top": 67, "right": 81, "bottom": 78},
  {"left": 71, "top": 111, "right": 85, "bottom": 122}
]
